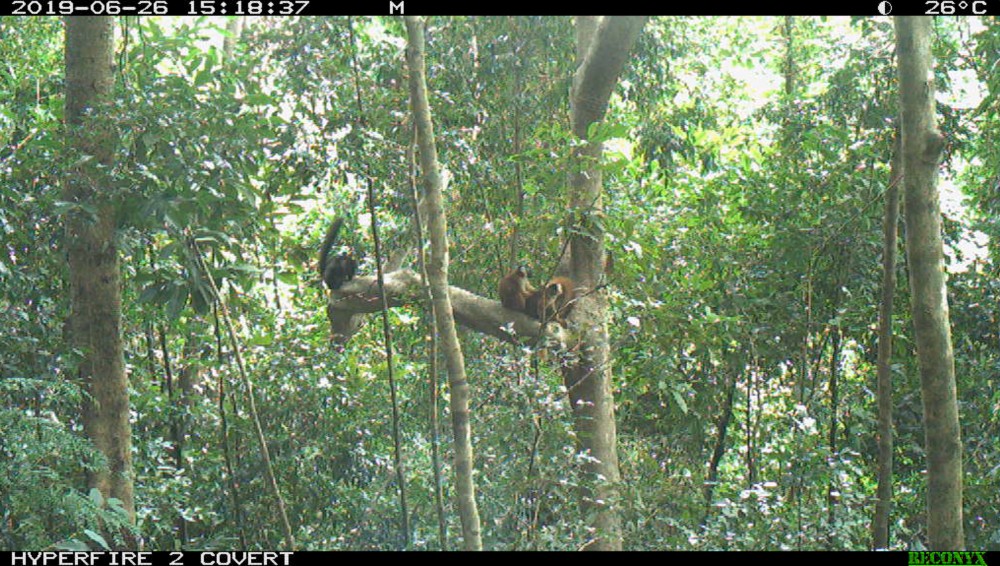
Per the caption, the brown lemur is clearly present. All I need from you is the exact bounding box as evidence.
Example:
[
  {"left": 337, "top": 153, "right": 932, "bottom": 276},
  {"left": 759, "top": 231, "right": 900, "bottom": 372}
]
[
  {"left": 534, "top": 276, "right": 575, "bottom": 326},
  {"left": 499, "top": 266, "right": 576, "bottom": 327},
  {"left": 498, "top": 265, "right": 537, "bottom": 312}
]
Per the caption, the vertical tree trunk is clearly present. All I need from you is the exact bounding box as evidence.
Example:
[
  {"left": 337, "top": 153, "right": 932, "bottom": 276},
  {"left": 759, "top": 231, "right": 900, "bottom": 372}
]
[
  {"left": 223, "top": 16, "right": 244, "bottom": 62},
  {"left": 745, "top": 369, "right": 757, "bottom": 486},
  {"left": 826, "top": 327, "right": 842, "bottom": 541},
  {"left": 173, "top": 338, "right": 204, "bottom": 546},
  {"left": 567, "top": 15, "right": 646, "bottom": 551},
  {"left": 64, "top": 17, "right": 136, "bottom": 537},
  {"left": 872, "top": 135, "right": 902, "bottom": 550},
  {"left": 404, "top": 15, "right": 483, "bottom": 550},
  {"left": 408, "top": 134, "right": 449, "bottom": 549},
  {"left": 781, "top": 16, "right": 797, "bottom": 99},
  {"left": 894, "top": 16, "right": 965, "bottom": 550},
  {"left": 508, "top": 23, "right": 525, "bottom": 268},
  {"left": 703, "top": 371, "right": 737, "bottom": 523}
]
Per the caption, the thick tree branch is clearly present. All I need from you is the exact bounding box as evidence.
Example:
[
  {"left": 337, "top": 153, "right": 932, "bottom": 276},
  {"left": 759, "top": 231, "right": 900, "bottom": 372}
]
[{"left": 326, "top": 269, "right": 567, "bottom": 345}]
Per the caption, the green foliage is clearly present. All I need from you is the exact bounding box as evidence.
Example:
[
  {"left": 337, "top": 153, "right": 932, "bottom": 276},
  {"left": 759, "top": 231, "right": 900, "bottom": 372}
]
[{"left": 0, "top": 379, "right": 136, "bottom": 549}]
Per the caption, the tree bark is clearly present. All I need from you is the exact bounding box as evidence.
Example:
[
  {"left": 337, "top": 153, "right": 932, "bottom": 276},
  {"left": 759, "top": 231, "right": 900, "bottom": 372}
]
[
  {"left": 826, "top": 327, "right": 842, "bottom": 542},
  {"left": 223, "top": 16, "right": 244, "bottom": 62},
  {"left": 872, "top": 134, "right": 902, "bottom": 550},
  {"left": 326, "top": 269, "right": 567, "bottom": 346},
  {"left": 64, "top": 17, "right": 136, "bottom": 538},
  {"left": 894, "top": 16, "right": 965, "bottom": 550},
  {"left": 566, "top": 16, "right": 647, "bottom": 551},
  {"left": 703, "top": 371, "right": 737, "bottom": 523},
  {"left": 405, "top": 15, "right": 483, "bottom": 550}
]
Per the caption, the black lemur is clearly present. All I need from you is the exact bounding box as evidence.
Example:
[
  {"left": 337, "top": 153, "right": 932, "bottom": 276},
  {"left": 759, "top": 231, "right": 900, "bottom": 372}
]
[{"left": 319, "top": 217, "right": 358, "bottom": 290}]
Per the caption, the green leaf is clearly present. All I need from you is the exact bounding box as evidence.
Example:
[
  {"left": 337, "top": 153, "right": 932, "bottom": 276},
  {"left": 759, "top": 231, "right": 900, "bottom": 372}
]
[
  {"left": 194, "top": 69, "right": 212, "bottom": 87},
  {"left": 83, "top": 529, "right": 110, "bottom": 550},
  {"left": 244, "top": 93, "right": 273, "bottom": 106},
  {"left": 672, "top": 390, "right": 688, "bottom": 414},
  {"left": 88, "top": 487, "right": 104, "bottom": 506},
  {"left": 248, "top": 333, "right": 274, "bottom": 346},
  {"left": 277, "top": 271, "right": 300, "bottom": 285},
  {"left": 588, "top": 121, "right": 630, "bottom": 143}
]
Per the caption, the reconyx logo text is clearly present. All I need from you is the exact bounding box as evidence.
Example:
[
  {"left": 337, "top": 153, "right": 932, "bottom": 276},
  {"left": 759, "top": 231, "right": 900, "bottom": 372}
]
[{"left": 909, "top": 553, "right": 988, "bottom": 566}]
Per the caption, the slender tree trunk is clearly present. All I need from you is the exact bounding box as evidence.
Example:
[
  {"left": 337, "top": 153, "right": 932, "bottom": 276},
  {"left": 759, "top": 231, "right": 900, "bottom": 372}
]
[
  {"left": 156, "top": 326, "right": 191, "bottom": 546},
  {"left": 781, "top": 15, "right": 799, "bottom": 156},
  {"left": 703, "top": 371, "right": 737, "bottom": 523},
  {"left": 174, "top": 338, "right": 203, "bottom": 546},
  {"left": 223, "top": 16, "right": 244, "bottom": 62},
  {"left": 826, "top": 327, "right": 842, "bottom": 542},
  {"left": 745, "top": 365, "right": 757, "bottom": 486},
  {"left": 409, "top": 132, "right": 448, "bottom": 549},
  {"left": 405, "top": 15, "right": 483, "bottom": 550},
  {"left": 894, "top": 16, "right": 965, "bottom": 550},
  {"left": 508, "top": 17, "right": 526, "bottom": 268},
  {"left": 566, "top": 16, "right": 646, "bottom": 551},
  {"left": 215, "top": 312, "right": 249, "bottom": 547},
  {"left": 872, "top": 135, "right": 902, "bottom": 550},
  {"left": 64, "top": 18, "right": 136, "bottom": 540}
]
